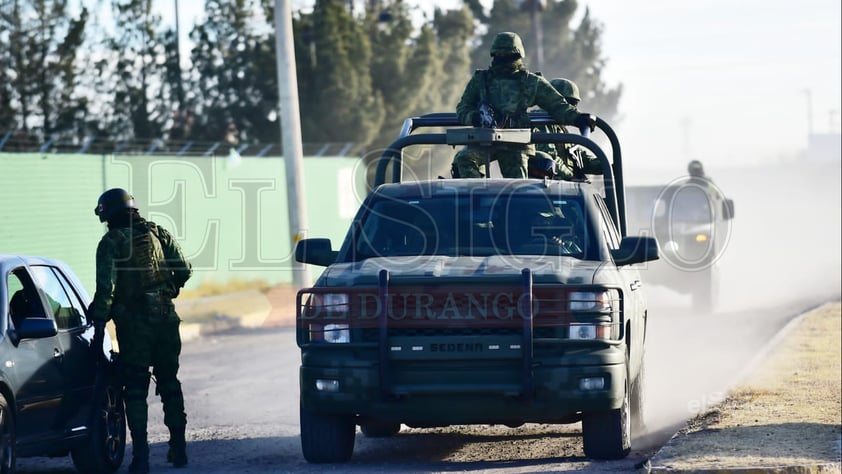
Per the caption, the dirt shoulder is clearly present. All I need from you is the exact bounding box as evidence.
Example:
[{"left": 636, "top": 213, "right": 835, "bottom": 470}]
[{"left": 649, "top": 302, "right": 842, "bottom": 472}]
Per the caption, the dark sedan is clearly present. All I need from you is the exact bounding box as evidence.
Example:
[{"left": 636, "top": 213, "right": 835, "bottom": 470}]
[{"left": 1, "top": 255, "right": 125, "bottom": 473}]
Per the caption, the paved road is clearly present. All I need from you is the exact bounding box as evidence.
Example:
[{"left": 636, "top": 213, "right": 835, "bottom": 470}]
[{"left": 17, "top": 293, "right": 822, "bottom": 474}]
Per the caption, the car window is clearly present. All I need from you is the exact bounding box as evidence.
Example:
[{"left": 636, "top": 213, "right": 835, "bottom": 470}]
[
  {"left": 30, "top": 265, "right": 85, "bottom": 330},
  {"left": 8, "top": 268, "right": 47, "bottom": 330},
  {"left": 593, "top": 195, "right": 621, "bottom": 249}
]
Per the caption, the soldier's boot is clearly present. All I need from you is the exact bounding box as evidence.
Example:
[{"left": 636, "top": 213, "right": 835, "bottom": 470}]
[
  {"left": 128, "top": 434, "right": 149, "bottom": 474},
  {"left": 167, "top": 425, "right": 188, "bottom": 467}
]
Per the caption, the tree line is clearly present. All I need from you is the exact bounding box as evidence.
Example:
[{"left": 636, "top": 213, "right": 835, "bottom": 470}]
[{"left": 0, "top": 0, "right": 621, "bottom": 152}]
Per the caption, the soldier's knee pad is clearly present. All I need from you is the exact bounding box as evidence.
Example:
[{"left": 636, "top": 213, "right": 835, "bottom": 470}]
[
  {"left": 122, "top": 364, "right": 151, "bottom": 401},
  {"left": 156, "top": 379, "right": 183, "bottom": 404}
]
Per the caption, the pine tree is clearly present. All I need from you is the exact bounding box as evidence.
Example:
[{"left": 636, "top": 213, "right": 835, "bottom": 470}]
[
  {"left": 294, "top": 0, "right": 384, "bottom": 145},
  {"left": 470, "top": 0, "right": 621, "bottom": 122},
  {"left": 0, "top": 0, "right": 88, "bottom": 139}
]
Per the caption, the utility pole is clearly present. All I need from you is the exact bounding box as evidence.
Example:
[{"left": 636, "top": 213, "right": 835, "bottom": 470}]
[
  {"left": 530, "top": 0, "right": 544, "bottom": 73},
  {"left": 174, "top": 0, "right": 184, "bottom": 110},
  {"left": 803, "top": 88, "right": 813, "bottom": 138},
  {"left": 274, "top": 0, "right": 310, "bottom": 287}
]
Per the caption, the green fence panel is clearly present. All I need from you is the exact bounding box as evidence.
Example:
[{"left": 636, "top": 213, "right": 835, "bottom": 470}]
[{"left": 1, "top": 153, "right": 365, "bottom": 293}]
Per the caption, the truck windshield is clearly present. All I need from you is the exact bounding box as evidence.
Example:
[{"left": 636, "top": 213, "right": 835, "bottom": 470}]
[{"left": 351, "top": 195, "right": 595, "bottom": 260}]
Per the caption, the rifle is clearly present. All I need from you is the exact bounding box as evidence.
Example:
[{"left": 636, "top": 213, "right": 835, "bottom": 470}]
[{"left": 478, "top": 101, "right": 497, "bottom": 128}]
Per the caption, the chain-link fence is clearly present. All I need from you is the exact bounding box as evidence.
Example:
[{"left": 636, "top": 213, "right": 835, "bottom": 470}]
[{"left": 0, "top": 130, "right": 366, "bottom": 157}]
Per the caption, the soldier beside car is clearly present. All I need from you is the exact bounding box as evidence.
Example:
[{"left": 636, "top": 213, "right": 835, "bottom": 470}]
[{"left": 89, "top": 188, "right": 193, "bottom": 473}]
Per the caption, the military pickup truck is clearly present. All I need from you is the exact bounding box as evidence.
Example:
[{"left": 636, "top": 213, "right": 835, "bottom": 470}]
[{"left": 294, "top": 113, "right": 659, "bottom": 462}]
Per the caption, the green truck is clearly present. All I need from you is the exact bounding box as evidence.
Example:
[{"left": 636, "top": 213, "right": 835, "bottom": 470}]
[{"left": 294, "top": 114, "right": 659, "bottom": 462}]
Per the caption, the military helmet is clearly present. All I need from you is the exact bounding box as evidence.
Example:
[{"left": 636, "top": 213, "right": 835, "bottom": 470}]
[
  {"left": 550, "top": 78, "right": 580, "bottom": 104},
  {"left": 94, "top": 188, "right": 136, "bottom": 222},
  {"left": 490, "top": 32, "right": 525, "bottom": 58},
  {"left": 687, "top": 160, "right": 705, "bottom": 177}
]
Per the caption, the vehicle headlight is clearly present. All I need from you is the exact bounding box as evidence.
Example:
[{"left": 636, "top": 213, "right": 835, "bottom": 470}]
[
  {"left": 311, "top": 293, "right": 349, "bottom": 314},
  {"left": 568, "top": 323, "right": 614, "bottom": 340},
  {"left": 309, "top": 323, "right": 351, "bottom": 343},
  {"left": 568, "top": 290, "right": 618, "bottom": 312}
]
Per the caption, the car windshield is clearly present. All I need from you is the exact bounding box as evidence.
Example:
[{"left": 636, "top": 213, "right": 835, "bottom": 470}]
[
  {"left": 350, "top": 194, "right": 595, "bottom": 260},
  {"left": 662, "top": 186, "right": 713, "bottom": 224}
]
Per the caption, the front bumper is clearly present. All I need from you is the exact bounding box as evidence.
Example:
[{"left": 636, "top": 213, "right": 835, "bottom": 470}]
[{"left": 299, "top": 344, "right": 626, "bottom": 425}]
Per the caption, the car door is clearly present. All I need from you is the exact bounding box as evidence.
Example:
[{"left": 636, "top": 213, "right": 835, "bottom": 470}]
[
  {"left": 593, "top": 195, "right": 647, "bottom": 371},
  {"left": 5, "top": 266, "right": 65, "bottom": 444},
  {"left": 29, "top": 264, "right": 96, "bottom": 434}
]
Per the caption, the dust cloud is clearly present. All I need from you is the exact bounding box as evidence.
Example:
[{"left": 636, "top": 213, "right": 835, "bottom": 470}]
[{"left": 627, "top": 159, "right": 842, "bottom": 446}]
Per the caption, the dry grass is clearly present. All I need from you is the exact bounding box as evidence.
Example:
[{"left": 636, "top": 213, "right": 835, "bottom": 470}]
[
  {"left": 653, "top": 303, "right": 842, "bottom": 470},
  {"left": 180, "top": 277, "right": 273, "bottom": 299}
]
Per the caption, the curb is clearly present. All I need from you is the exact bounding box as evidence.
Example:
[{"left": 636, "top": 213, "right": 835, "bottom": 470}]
[
  {"left": 176, "top": 286, "right": 299, "bottom": 342},
  {"left": 647, "top": 462, "right": 841, "bottom": 473},
  {"left": 647, "top": 303, "right": 842, "bottom": 474}
]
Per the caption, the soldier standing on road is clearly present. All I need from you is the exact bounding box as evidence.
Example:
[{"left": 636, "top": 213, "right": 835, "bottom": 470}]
[
  {"left": 529, "top": 78, "right": 604, "bottom": 180},
  {"left": 452, "top": 32, "right": 596, "bottom": 179},
  {"left": 89, "top": 188, "right": 192, "bottom": 473}
]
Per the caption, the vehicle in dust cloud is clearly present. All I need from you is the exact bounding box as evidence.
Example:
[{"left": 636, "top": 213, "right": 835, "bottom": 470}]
[{"left": 625, "top": 171, "right": 734, "bottom": 313}]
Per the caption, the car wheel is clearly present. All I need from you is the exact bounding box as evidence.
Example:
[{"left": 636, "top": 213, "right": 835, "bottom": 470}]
[
  {"left": 360, "top": 421, "right": 401, "bottom": 438},
  {"left": 0, "top": 393, "right": 15, "bottom": 474},
  {"left": 581, "top": 364, "right": 632, "bottom": 460},
  {"left": 300, "top": 402, "right": 355, "bottom": 463},
  {"left": 71, "top": 378, "right": 126, "bottom": 473}
]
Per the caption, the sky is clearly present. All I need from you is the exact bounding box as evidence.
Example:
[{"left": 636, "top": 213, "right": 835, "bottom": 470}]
[{"left": 158, "top": 0, "right": 841, "bottom": 169}]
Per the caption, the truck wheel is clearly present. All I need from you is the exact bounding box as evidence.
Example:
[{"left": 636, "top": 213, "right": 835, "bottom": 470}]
[
  {"left": 71, "top": 380, "right": 126, "bottom": 473},
  {"left": 0, "top": 393, "right": 15, "bottom": 474},
  {"left": 692, "top": 268, "right": 719, "bottom": 314},
  {"left": 630, "top": 356, "right": 646, "bottom": 436},
  {"left": 360, "top": 421, "right": 401, "bottom": 438},
  {"left": 582, "top": 369, "right": 631, "bottom": 460},
  {"left": 300, "top": 403, "right": 355, "bottom": 463}
]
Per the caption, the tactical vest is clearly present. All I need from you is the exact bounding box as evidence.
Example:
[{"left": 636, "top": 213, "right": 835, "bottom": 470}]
[
  {"left": 478, "top": 69, "right": 540, "bottom": 129},
  {"left": 113, "top": 221, "right": 171, "bottom": 302}
]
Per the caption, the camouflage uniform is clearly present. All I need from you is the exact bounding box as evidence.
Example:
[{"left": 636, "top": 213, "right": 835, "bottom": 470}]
[
  {"left": 89, "top": 193, "right": 192, "bottom": 472},
  {"left": 454, "top": 32, "right": 585, "bottom": 179},
  {"left": 531, "top": 123, "right": 603, "bottom": 179},
  {"left": 529, "top": 78, "right": 602, "bottom": 180}
]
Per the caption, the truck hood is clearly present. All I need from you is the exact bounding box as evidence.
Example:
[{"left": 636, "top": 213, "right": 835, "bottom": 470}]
[{"left": 318, "top": 255, "right": 602, "bottom": 287}]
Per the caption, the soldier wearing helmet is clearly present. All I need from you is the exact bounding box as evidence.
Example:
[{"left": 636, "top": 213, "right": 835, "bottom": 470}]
[
  {"left": 529, "top": 78, "right": 603, "bottom": 180},
  {"left": 89, "top": 188, "right": 192, "bottom": 473},
  {"left": 452, "top": 32, "right": 597, "bottom": 179}
]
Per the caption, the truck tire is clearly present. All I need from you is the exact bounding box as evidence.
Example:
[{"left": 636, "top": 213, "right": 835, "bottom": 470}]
[
  {"left": 300, "top": 403, "right": 355, "bottom": 463},
  {"left": 0, "top": 393, "right": 15, "bottom": 474},
  {"left": 630, "top": 356, "right": 646, "bottom": 436},
  {"left": 692, "top": 268, "right": 719, "bottom": 314},
  {"left": 582, "top": 366, "right": 632, "bottom": 460},
  {"left": 360, "top": 421, "right": 401, "bottom": 438},
  {"left": 70, "top": 380, "right": 126, "bottom": 473}
]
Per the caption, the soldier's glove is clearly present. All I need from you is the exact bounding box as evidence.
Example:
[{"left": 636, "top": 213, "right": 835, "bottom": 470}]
[
  {"left": 574, "top": 113, "right": 597, "bottom": 133},
  {"left": 471, "top": 112, "right": 483, "bottom": 128}
]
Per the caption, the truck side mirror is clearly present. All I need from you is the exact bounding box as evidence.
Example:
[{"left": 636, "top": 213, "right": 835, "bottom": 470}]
[
  {"left": 295, "top": 238, "right": 338, "bottom": 267},
  {"left": 612, "top": 236, "right": 659, "bottom": 266},
  {"left": 723, "top": 199, "right": 735, "bottom": 220}
]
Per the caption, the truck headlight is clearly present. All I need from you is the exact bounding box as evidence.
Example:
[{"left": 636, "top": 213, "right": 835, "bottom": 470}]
[
  {"left": 568, "top": 323, "right": 614, "bottom": 340},
  {"left": 311, "top": 293, "right": 349, "bottom": 314},
  {"left": 568, "top": 290, "right": 618, "bottom": 312},
  {"left": 309, "top": 323, "right": 351, "bottom": 343}
]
